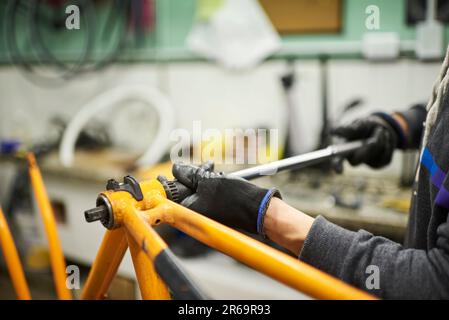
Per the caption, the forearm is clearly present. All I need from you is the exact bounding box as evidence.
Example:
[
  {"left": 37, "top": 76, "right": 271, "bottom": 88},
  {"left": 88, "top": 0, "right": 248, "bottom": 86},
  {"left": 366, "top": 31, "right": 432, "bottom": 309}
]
[
  {"left": 263, "top": 198, "right": 314, "bottom": 256},
  {"left": 374, "top": 104, "right": 426, "bottom": 150},
  {"left": 394, "top": 104, "right": 427, "bottom": 149}
]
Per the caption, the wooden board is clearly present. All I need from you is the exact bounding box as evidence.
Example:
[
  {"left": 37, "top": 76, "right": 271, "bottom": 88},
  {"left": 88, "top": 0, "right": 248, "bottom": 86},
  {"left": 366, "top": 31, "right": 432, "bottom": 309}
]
[{"left": 259, "top": 0, "right": 342, "bottom": 34}]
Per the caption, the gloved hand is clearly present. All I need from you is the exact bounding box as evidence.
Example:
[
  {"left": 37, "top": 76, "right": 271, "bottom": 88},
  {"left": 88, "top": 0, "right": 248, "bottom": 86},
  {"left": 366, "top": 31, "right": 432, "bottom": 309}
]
[
  {"left": 172, "top": 162, "right": 281, "bottom": 236},
  {"left": 332, "top": 113, "right": 401, "bottom": 168}
]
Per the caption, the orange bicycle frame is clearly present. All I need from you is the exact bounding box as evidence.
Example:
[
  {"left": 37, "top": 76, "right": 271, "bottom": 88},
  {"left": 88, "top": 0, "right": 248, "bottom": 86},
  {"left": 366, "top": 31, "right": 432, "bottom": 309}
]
[
  {"left": 27, "top": 153, "right": 71, "bottom": 300},
  {"left": 0, "top": 205, "right": 31, "bottom": 300},
  {"left": 2, "top": 155, "right": 376, "bottom": 300},
  {"left": 81, "top": 177, "right": 376, "bottom": 300},
  {"left": 0, "top": 153, "right": 71, "bottom": 300}
]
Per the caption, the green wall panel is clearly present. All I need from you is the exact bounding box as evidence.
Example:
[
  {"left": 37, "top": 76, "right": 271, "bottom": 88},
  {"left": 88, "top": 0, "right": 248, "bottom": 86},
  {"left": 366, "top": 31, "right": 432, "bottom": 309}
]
[{"left": 1, "top": 0, "right": 448, "bottom": 63}]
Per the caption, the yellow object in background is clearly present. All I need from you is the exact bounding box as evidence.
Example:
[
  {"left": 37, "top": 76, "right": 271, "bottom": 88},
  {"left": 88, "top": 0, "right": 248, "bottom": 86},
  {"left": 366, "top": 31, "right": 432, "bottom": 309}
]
[
  {"left": 26, "top": 245, "right": 51, "bottom": 271},
  {"left": 199, "top": 133, "right": 282, "bottom": 165},
  {"left": 382, "top": 198, "right": 411, "bottom": 214},
  {"left": 136, "top": 161, "right": 174, "bottom": 181},
  {"left": 136, "top": 130, "right": 282, "bottom": 180},
  {"left": 197, "top": 0, "right": 225, "bottom": 21}
]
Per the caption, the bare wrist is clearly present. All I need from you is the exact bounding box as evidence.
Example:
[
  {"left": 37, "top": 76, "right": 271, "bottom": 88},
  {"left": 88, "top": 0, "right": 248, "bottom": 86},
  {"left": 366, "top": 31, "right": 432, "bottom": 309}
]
[
  {"left": 392, "top": 113, "right": 409, "bottom": 137},
  {"left": 263, "top": 198, "right": 314, "bottom": 256}
]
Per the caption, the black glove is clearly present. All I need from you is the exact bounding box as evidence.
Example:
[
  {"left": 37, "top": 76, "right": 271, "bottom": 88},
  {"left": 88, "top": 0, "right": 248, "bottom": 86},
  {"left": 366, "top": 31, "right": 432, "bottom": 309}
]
[
  {"left": 172, "top": 163, "right": 281, "bottom": 236},
  {"left": 332, "top": 113, "right": 400, "bottom": 168}
]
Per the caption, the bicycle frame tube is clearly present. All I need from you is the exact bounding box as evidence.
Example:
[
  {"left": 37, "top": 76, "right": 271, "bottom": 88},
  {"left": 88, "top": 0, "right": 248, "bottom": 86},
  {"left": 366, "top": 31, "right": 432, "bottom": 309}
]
[
  {"left": 89, "top": 178, "right": 376, "bottom": 300},
  {"left": 123, "top": 209, "right": 204, "bottom": 299},
  {"left": 144, "top": 196, "right": 375, "bottom": 300},
  {"left": 123, "top": 208, "right": 171, "bottom": 299},
  {"left": 125, "top": 229, "right": 171, "bottom": 300},
  {"left": 27, "top": 153, "right": 71, "bottom": 300},
  {"left": 0, "top": 206, "right": 31, "bottom": 300},
  {"left": 81, "top": 228, "right": 128, "bottom": 299},
  {"left": 82, "top": 191, "right": 204, "bottom": 299}
]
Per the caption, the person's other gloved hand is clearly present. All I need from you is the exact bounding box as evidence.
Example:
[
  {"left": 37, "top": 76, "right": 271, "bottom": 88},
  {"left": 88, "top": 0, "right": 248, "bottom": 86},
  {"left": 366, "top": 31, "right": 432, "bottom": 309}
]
[
  {"left": 332, "top": 113, "right": 401, "bottom": 169},
  {"left": 172, "top": 163, "right": 281, "bottom": 236}
]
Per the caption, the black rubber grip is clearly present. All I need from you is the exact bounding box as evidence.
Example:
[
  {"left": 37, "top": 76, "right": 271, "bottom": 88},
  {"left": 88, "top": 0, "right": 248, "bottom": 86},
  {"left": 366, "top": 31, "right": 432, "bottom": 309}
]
[
  {"left": 157, "top": 176, "right": 195, "bottom": 204},
  {"left": 172, "top": 181, "right": 194, "bottom": 203},
  {"left": 154, "top": 248, "right": 206, "bottom": 300}
]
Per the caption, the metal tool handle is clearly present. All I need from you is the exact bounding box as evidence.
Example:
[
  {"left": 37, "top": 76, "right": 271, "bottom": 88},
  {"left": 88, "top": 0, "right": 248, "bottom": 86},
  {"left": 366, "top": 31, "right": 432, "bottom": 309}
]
[
  {"left": 230, "top": 138, "right": 377, "bottom": 180},
  {"left": 161, "top": 138, "right": 377, "bottom": 203}
]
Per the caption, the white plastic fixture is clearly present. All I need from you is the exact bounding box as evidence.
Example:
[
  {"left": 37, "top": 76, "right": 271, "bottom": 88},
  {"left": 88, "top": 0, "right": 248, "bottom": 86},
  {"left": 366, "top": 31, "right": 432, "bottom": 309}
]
[
  {"left": 415, "top": 0, "right": 443, "bottom": 61},
  {"left": 59, "top": 85, "right": 175, "bottom": 168},
  {"left": 362, "top": 32, "right": 401, "bottom": 61}
]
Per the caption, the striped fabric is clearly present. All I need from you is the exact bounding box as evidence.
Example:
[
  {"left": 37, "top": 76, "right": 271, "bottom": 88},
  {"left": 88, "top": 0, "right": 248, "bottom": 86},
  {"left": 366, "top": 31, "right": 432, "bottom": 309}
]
[{"left": 421, "top": 147, "right": 449, "bottom": 209}]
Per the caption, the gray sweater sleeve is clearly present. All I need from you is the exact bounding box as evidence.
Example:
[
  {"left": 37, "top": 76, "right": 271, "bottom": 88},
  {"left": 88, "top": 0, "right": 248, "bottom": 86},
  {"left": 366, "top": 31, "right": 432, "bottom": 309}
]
[{"left": 299, "top": 216, "right": 449, "bottom": 299}]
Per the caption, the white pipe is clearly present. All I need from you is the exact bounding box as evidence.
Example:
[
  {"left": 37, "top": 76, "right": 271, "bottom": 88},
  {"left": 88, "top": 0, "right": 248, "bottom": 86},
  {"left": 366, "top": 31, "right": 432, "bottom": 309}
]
[
  {"left": 48, "top": 39, "right": 417, "bottom": 62},
  {"left": 427, "top": 0, "right": 437, "bottom": 21},
  {"left": 59, "top": 85, "right": 175, "bottom": 168},
  {"left": 279, "top": 40, "right": 416, "bottom": 56}
]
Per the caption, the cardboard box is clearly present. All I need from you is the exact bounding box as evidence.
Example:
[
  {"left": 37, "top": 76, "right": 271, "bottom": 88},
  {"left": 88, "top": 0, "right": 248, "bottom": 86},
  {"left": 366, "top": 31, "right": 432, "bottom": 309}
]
[{"left": 259, "top": 0, "right": 342, "bottom": 34}]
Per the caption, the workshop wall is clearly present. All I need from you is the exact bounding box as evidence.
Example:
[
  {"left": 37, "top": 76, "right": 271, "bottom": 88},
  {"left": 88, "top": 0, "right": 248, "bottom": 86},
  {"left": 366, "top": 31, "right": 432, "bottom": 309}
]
[
  {"left": 0, "top": 0, "right": 445, "bottom": 178},
  {"left": 154, "top": 0, "right": 449, "bottom": 57},
  {"left": 1, "top": 0, "right": 449, "bottom": 62},
  {"left": 0, "top": 59, "right": 441, "bottom": 172},
  {"left": 156, "top": 0, "right": 443, "bottom": 57}
]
